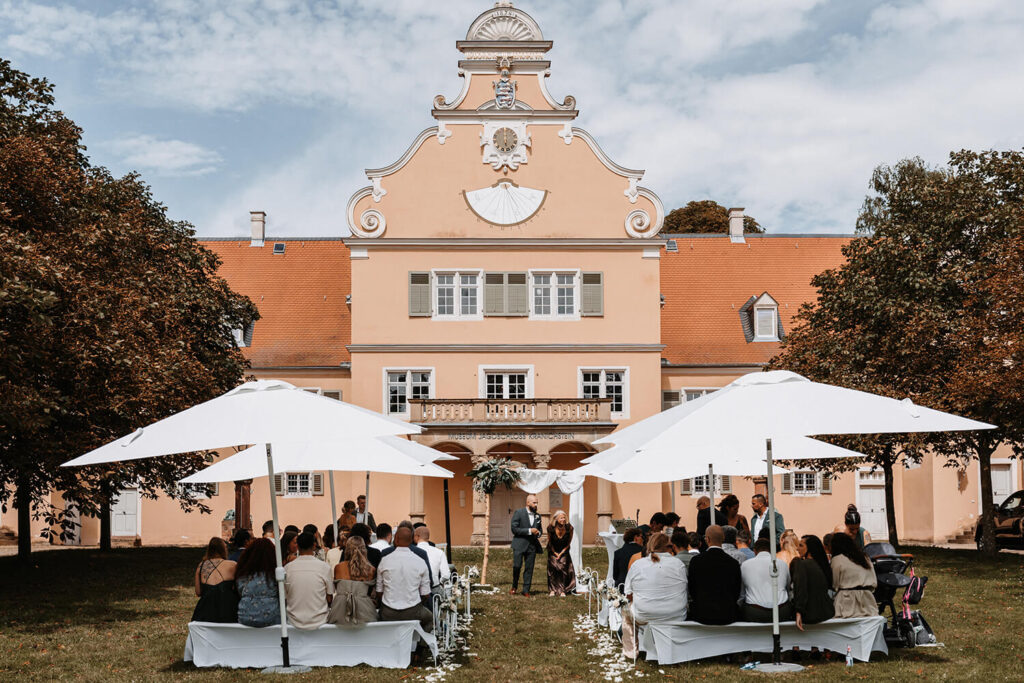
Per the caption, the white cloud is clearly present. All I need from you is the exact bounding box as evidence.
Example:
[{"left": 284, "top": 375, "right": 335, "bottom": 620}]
[
  {"left": 104, "top": 135, "right": 222, "bottom": 177},
  {"left": 3, "top": 0, "right": 1024, "bottom": 235}
]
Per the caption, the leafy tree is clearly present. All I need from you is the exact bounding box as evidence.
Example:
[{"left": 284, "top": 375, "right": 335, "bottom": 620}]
[
  {"left": 466, "top": 457, "right": 522, "bottom": 584},
  {"left": 661, "top": 200, "right": 763, "bottom": 234},
  {"left": 0, "top": 59, "right": 259, "bottom": 563},
  {"left": 772, "top": 151, "right": 1024, "bottom": 554}
]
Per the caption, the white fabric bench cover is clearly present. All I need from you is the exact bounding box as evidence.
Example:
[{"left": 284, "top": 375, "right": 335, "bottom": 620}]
[
  {"left": 639, "top": 616, "right": 887, "bottom": 664},
  {"left": 184, "top": 620, "right": 437, "bottom": 669}
]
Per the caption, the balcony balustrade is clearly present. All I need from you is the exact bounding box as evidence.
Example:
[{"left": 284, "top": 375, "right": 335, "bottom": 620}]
[{"left": 408, "top": 397, "right": 612, "bottom": 424}]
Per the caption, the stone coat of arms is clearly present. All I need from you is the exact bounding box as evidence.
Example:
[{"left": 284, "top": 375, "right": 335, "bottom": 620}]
[{"left": 494, "top": 70, "right": 516, "bottom": 109}]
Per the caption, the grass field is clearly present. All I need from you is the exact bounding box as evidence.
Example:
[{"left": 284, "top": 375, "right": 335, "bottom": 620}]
[{"left": 1, "top": 544, "right": 1023, "bottom": 681}]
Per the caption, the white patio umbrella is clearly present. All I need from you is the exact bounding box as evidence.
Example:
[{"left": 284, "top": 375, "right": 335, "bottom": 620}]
[
  {"left": 180, "top": 436, "right": 456, "bottom": 549},
  {"left": 587, "top": 370, "right": 994, "bottom": 673},
  {"left": 61, "top": 380, "right": 421, "bottom": 672}
]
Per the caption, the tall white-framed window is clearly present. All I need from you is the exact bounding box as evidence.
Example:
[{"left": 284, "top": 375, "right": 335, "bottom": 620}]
[
  {"left": 530, "top": 270, "right": 580, "bottom": 320},
  {"left": 432, "top": 270, "right": 482, "bottom": 320},
  {"left": 579, "top": 367, "right": 629, "bottom": 418},
  {"left": 287, "top": 472, "right": 312, "bottom": 497},
  {"left": 683, "top": 387, "right": 719, "bottom": 403},
  {"left": 754, "top": 305, "right": 778, "bottom": 340},
  {"left": 479, "top": 366, "right": 534, "bottom": 399},
  {"left": 781, "top": 470, "right": 831, "bottom": 496},
  {"left": 384, "top": 369, "right": 434, "bottom": 417}
]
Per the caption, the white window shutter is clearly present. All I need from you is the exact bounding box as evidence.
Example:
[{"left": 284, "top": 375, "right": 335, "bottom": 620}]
[
  {"left": 506, "top": 272, "right": 528, "bottom": 316},
  {"left": 581, "top": 272, "right": 604, "bottom": 316},
  {"left": 312, "top": 473, "right": 324, "bottom": 496},
  {"left": 781, "top": 473, "right": 793, "bottom": 494},
  {"left": 720, "top": 475, "right": 732, "bottom": 494},
  {"left": 484, "top": 272, "right": 506, "bottom": 316},
  {"left": 272, "top": 474, "right": 284, "bottom": 496},
  {"left": 819, "top": 472, "right": 832, "bottom": 494},
  {"left": 680, "top": 479, "right": 692, "bottom": 495},
  {"left": 409, "top": 272, "right": 431, "bottom": 316}
]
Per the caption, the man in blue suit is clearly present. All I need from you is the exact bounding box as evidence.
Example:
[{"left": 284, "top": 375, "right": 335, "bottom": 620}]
[{"left": 509, "top": 493, "right": 543, "bottom": 596}]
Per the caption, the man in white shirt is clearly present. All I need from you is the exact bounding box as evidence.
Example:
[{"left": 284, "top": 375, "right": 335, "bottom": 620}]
[
  {"left": 415, "top": 525, "right": 448, "bottom": 586},
  {"left": 620, "top": 533, "right": 687, "bottom": 659},
  {"left": 750, "top": 494, "right": 785, "bottom": 545},
  {"left": 376, "top": 526, "right": 433, "bottom": 631},
  {"left": 285, "top": 532, "right": 334, "bottom": 629},
  {"left": 740, "top": 538, "right": 795, "bottom": 622},
  {"left": 370, "top": 522, "right": 392, "bottom": 551}
]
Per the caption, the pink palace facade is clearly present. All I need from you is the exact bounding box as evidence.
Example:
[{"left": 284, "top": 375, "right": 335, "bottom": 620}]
[{"left": 8, "top": 2, "right": 1020, "bottom": 550}]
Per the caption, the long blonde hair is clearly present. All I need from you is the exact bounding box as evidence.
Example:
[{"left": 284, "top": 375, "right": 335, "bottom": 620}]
[
  {"left": 779, "top": 529, "right": 799, "bottom": 557},
  {"left": 647, "top": 532, "right": 672, "bottom": 563},
  {"left": 344, "top": 536, "right": 374, "bottom": 581}
]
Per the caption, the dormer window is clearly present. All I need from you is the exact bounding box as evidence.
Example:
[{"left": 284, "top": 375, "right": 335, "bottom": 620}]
[{"left": 739, "top": 292, "right": 783, "bottom": 342}]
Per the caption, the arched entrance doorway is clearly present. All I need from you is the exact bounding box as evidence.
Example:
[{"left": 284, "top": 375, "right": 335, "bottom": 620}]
[
  {"left": 420, "top": 442, "right": 474, "bottom": 548},
  {"left": 485, "top": 442, "right": 533, "bottom": 543}
]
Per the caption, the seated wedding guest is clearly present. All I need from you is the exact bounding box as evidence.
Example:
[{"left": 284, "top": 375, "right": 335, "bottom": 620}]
[
  {"left": 413, "top": 522, "right": 437, "bottom": 547},
  {"left": 382, "top": 521, "right": 433, "bottom": 586},
  {"left": 649, "top": 512, "right": 669, "bottom": 534},
  {"left": 302, "top": 524, "right": 326, "bottom": 561},
  {"left": 546, "top": 510, "right": 576, "bottom": 596},
  {"left": 415, "top": 525, "right": 448, "bottom": 586},
  {"left": 612, "top": 528, "right": 643, "bottom": 589},
  {"left": 328, "top": 536, "right": 378, "bottom": 625},
  {"left": 740, "top": 538, "right": 794, "bottom": 622},
  {"left": 834, "top": 504, "right": 872, "bottom": 550},
  {"left": 687, "top": 525, "right": 742, "bottom": 625},
  {"left": 777, "top": 529, "right": 800, "bottom": 564},
  {"left": 262, "top": 520, "right": 275, "bottom": 539},
  {"left": 325, "top": 526, "right": 343, "bottom": 570},
  {"left": 371, "top": 523, "right": 393, "bottom": 551},
  {"left": 718, "top": 494, "right": 750, "bottom": 535},
  {"left": 621, "top": 533, "right": 687, "bottom": 659},
  {"left": 348, "top": 523, "right": 383, "bottom": 568},
  {"left": 228, "top": 529, "right": 252, "bottom": 562},
  {"left": 822, "top": 533, "right": 834, "bottom": 559},
  {"left": 337, "top": 500, "right": 357, "bottom": 531},
  {"left": 236, "top": 538, "right": 281, "bottom": 627},
  {"left": 721, "top": 526, "right": 748, "bottom": 565},
  {"left": 670, "top": 528, "right": 694, "bottom": 569},
  {"left": 284, "top": 524, "right": 300, "bottom": 535},
  {"left": 192, "top": 537, "right": 238, "bottom": 623},
  {"left": 284, "top": 532, "right": 334, "bottom": 629},
  {"left": 686, "top": 531, "right": 702, "bottom": 555},
  {"left": 279, "top": 531, "right": 299, "bottom": 566},
  {"left": 791, "top": 535, "right": 834, "bottom": 629},
  {"left": 377, "top": 526, "right": 433, "bottom": 631},
  {"left": 696, "top": 496, "right": 727, "bottom": 542},
  {"left": 830, "top": 532, "right": 878, "bottom": 618},
  {"left": 736, "top": 529, "right": 756, "bottom": 560},
  {"left": 664, "top": 512, "right": 681, "bottom": 531}
]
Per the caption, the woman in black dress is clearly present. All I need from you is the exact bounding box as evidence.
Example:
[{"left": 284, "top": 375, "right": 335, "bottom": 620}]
[
  {"left": 546, "top": 510, "right": 576, "bottom": 596},
  {"left": 191, "top": 537, "right": 239, "bottom": 623}
]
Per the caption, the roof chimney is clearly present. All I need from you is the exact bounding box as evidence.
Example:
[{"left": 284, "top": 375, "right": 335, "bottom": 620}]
[
  {"left": 250, "top": 211, "right": 266, "bottom": 247},
  {"left": 728, "top": 207, "right": 745, "bottom": 244}
]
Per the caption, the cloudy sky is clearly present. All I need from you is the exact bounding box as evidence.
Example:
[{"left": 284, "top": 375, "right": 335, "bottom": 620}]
[{"left": 3, "top": 0, "right": 1022, "bottom": 236}]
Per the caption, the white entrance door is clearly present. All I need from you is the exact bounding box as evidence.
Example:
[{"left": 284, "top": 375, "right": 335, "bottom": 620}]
[
  {"left": 991, "top": 463, "right": 1014, "bottom": 504},
  {"left": 111, "top": 489, "right": 139, "bottom": 536},
  {"left": 857, "top": 471, "right": 887, "bottom": 540}
]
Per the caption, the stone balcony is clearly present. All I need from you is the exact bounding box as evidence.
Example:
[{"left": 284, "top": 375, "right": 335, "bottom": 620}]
[{"left": 408, "top": 397, "right": 613, "bottom": 425}]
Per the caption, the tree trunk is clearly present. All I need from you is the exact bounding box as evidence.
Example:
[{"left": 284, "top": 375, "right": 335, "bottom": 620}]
[
  {"left": 16, "top": 473, "right": 32, "bottom": 565},
  {"left": 99, "top": 481, "right": 112, "bottom": 553},
  {"left": 976, "top": 442, "right": 998, "bottom": 557},
  {"left": 882, "top": 457, "right": 900, "bottom": 547},
  {"left": 481, "top": 494, "right": 491, "bottom": 585}
]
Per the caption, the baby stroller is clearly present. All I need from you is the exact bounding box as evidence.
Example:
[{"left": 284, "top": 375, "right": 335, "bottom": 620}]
[{"left": 864, "top": 542, "right": 935, "bottom": 648}]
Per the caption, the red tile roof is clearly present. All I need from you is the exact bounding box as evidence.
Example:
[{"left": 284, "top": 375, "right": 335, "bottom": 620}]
[
  {"left": 660, "top": 236, "right": 850, "bottom": 365},
  {"left": 200, "top": 239, "right": 351, "bottom": 368}
]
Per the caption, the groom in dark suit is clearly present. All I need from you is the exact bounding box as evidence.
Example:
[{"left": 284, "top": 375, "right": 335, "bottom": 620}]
[{"left": 510, "top": 493, "right": 542, "bottom": 596}]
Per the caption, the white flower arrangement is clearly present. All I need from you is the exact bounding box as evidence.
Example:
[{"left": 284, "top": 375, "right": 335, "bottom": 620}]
[{"left": 465, "top": 565, "right": 480, "bottom": 581}]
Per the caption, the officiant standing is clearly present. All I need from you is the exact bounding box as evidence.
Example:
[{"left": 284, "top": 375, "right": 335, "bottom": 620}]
[{"left": 510, "top": 494, "right": 543, "bottom": 596}]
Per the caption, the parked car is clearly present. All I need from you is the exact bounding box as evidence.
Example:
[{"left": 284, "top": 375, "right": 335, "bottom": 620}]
[{"left": 975, "top": 490, "right": 1024, "bottom": 550}]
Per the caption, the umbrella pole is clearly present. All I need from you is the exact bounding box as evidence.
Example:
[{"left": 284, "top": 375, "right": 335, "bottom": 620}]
[
  {"left": 329, "top": 472, "right": 338, "bottom": 550},
  {"left": 365, "top": 471, "right": 370, "bottom": 529},
  {"left": 708, "top": 463, "right": 715, "bottom": 535},
  {"left": 265, "top": 444, "right": 290, "bottom": 668},
  {"left": 765, "top": 438, "right": 781, "bottom": 665},
  {"left": 443, "top": 478, "right": 452, "bottom": 563},
  {"left": 670, "top": 482, "right": 676, "bottom": 513}
]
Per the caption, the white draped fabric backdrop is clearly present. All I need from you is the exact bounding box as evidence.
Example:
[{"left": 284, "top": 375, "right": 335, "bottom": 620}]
[{"left": 515, "top": 468, "right": 587, "bottom": 591}]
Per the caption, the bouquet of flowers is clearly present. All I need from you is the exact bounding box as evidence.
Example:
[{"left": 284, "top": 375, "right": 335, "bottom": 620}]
[
  {"left": 605, "top": 585, "right": 629, "bottom": 609},
  {"left": 465, "top": 566, "right": 480, "bottom": 581}
]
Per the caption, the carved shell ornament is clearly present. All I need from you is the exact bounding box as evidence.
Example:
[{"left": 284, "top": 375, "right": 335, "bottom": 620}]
[
  {"left": 355, "top": 209, "right": 386, "bottom": 238},
  {"left": 464, "top": 180, "right": 547, "bottom": 226}
]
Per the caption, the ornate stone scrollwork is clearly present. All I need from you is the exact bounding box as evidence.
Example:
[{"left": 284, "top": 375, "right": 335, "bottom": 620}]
[
  {"left": 354, "top": 209, "right": 386, "bottom": 238},
  {"left": 624, "top": 209, "right": 654, "bottom": 238},
  {"left": 624, "top": 177, "right": 639, "bottom": 203}
]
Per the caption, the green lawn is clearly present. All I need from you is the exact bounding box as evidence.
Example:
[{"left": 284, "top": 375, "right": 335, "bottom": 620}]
[{"left": 1, "top": 545, "right": 1022, "bottom": 681}]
